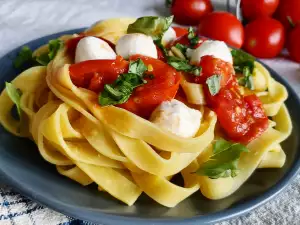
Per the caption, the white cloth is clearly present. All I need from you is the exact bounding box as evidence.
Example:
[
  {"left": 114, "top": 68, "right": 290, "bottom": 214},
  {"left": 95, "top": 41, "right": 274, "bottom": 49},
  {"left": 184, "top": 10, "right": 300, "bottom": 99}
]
[{"left": 0, "top": 0, "right": 299, "bottom": 224}]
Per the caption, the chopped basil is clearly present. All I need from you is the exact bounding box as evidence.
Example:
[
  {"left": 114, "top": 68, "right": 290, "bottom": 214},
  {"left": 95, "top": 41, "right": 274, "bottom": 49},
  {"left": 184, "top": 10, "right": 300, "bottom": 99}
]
[
  {"left": 195, "top": 139, "right": 249, "bottom": 179},
  {"left": 13, "top": 39, "right": 63, "bottom": 68},
  {"left": 187, "top": 27, "right": 200, "bottom": 47},
  {"left": 206, "top": 75, "right": 221, "bottom": 96},
  {"left": 98, "top": 58, "right": 147, "bottom": 106},
  {"left": 128, "top": 58, "right": 147, "bottom": 76},
  {"left": 127, "top": 16, "right": 174, "bottom": 41},
  {"left": 13, "top": 46, "right": 34, "bottom": 68},
  {"left": 175, "top": 43, "right": 188, "bottom": 54},
  {"left": 5, "top": 82, "right": 22, "bottom": 118},
  {"left": 36, "top": 39, "right": 63, "bottom": 66},
  {"left": 167, "top": 56, "right": 202, "bottom": 76},
  {"left": 231, "top": 49, "right": 255, "bottom": 90}
]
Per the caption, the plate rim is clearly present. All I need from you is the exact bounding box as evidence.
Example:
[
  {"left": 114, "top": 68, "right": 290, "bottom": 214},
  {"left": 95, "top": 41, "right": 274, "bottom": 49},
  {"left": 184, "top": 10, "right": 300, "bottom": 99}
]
[{"left": 0, "top": 28, "right": 300, "bottom": 225}]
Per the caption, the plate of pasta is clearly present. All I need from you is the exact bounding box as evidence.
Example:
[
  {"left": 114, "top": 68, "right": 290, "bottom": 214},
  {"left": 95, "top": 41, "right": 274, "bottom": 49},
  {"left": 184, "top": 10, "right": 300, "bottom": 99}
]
[{"left": 0, "top": 16, "right": 299, "bottom": 225}]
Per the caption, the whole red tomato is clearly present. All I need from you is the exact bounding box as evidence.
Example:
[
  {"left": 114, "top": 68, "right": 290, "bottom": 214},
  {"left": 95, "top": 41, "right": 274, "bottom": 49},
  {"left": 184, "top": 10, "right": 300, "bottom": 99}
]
[
  {"left": 287, "top": 25, "right": 300, "bottom": 63},
  {"left": 197, "top": 12, "right": 244, "bottom": 48},
  {"left": 171, "top": 0, "right": 213, "bottom": 25},
  {"left": 275, "top": 0, "right": 300, "bottom": 31},
  {"left": 241, "top": 0, "right": 279, "bottom": 21},
  {"left": 243, "top": 17, "right": 285, "bottom": 58}
]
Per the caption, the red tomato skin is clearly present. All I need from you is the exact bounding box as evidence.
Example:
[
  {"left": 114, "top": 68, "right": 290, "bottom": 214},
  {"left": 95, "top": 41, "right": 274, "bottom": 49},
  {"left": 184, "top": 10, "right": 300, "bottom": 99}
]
[
  {"left": 275, "top": 0, "right": 300, "bottom": 31},
  {"left": 197, "top": 12, "right": 244, "bottom": 48},
  {"left": 69, "top": 56, "right": 128, "bottom": 92},
  {"left": 172, "top": 27, "right": 188, "bottom": 38},
  {"left": 287, "top": 25, "right": 300, "bottom": 63},
  {"left": 168, "top": 34, "right": 207, "bottom": 49},
  {"left": 119, "top": 55, "right": 181, "bottom": 119},
  {"left": 243, "top": 17, "right": 285, "bottom": 58},
  {"left": 241, "top": 0, "right": 279, "bottom": 21},
  {"left": 171, "top": 0, "right": 213, "bottom": 25}
]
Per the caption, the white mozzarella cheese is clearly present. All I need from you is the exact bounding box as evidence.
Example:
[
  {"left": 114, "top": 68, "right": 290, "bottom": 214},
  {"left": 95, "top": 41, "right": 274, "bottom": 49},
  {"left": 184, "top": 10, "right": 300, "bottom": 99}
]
[
  {"left": 116, "top": 33, "right": 157, "bottom": 59},
  {"left": 75, "top": 36, "right": 116, "bottom": 63},
  {"left": 161, "top": 27, "right": 177, "bottom": 46},
  {"left": 150, "top": 99, "right": 202, "bottom": 138},
  {"left": 189, "top": 40, "right": 233, "bottom": 64}
]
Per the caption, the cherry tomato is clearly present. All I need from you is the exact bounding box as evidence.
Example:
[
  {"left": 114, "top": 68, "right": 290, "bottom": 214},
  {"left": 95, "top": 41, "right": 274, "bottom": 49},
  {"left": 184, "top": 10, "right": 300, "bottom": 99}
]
[
  {"left": 169, "top": 34, "right": 207, "bottom": 49},
  {"left": 287, "top": 25, "right": 300, "bottom": 63},
  {"left": 275, "top": 0, "right": 300, "bottom": 31},
  {"left": 243, "top": 17, "right": 285, "bottom": 58},
  {"left": 171, "top": 0, "right": 213, "bottom": 25},
  {"left": 197, "top": 12, "right": 244, "bottom": 48},
  {"left": 66, "top": 35, "right": 115, "bottom": 59},
  {"left": 194, "top": 56, "right": 268, "bottom": 143},
  {"left": 213, "top": 87, "right": 268, "bottom": 144},
  {"left": 241, "top": 0, "right": 279, "bottom": 21},
  {"left": 194, "top": 56, "right": 234, "bottom": 92},
  {"left": 69, "top": 56, "right": 128, "bottom": 93},
  {"left": 119, "top": 55, "right": 181, "bottom": 118},
  {"left": 172, "top": 26, "right": 188, "bottom": 37}
]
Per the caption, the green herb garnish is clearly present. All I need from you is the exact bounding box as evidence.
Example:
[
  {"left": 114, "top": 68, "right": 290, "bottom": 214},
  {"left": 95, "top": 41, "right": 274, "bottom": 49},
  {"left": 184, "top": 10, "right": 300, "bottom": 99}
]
[
  {"left": 167, "top": 56, "right": 202, "bottom": 76},
  {"left": 231, "top": 49, "right": 255, "bottom": 90},
  {"left": 127, "top": 16, "right": 174, "bottom": 41},
  {"left": 99, "top": 58, "right": 147, "bottom": 106},
  {"left": 187, "top": 27, "right": 200, "bottom": 47},
  {"left": 206, "top": 74, "right": 221, "bottom": 96},
  {"left": 5, "top": 82, "right": 22, "bottom": 118},
  {"left": 13, "top": 46, "right": 34, "bottom": 68},
  {"left": 195, "top": 139, "right": 249, "bottom": 179},
  {"left": 13, "top": 39, "right": 63, "bottom": 68},
  {"left": 175, "top": 43, "right": 188, "bottom": 54}
]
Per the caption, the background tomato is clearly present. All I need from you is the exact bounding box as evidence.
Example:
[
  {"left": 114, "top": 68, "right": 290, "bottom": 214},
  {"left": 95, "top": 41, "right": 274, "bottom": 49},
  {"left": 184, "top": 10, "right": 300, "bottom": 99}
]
[
  {"left": 170, "top": 0, "right": 213, "bottom": 25},
  {"left": 241, "top": 0, "right": 279, "bottom": 21},
  {"left": 243, "top": 17, "right": 285, "bottom": 58},
  {"left": 287, "top": 25, "right": 300, "bottom": 63},
  {"left": 197, "top": 12, "right": 244, "bottom": 48},
  {"left": 275, "top": 0, "right": 300, "bottom": 31}
]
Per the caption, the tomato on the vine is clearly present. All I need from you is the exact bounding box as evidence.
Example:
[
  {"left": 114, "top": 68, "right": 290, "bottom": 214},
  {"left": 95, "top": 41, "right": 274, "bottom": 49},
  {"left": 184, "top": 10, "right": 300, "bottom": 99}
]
[
  {"left": 243, "top": 17, "right": 285, "bottom": 58},
  {"left": 241, "top": 0, "right": 279, "bottom": 21},
  {"left": 170, "top": 0, "right": 213, "bottom": 25},
  {"left": 197, "top": 12, "right": 244, "bottom": 48},
  {"left": 287, "top": 25, "right": 300, "bottom": 63}
]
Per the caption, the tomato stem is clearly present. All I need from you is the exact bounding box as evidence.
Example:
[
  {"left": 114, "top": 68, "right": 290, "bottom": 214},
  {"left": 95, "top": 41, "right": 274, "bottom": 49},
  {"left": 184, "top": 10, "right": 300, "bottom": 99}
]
[{"left": 287, "top": 16, "right": 295, "bottom": 28}]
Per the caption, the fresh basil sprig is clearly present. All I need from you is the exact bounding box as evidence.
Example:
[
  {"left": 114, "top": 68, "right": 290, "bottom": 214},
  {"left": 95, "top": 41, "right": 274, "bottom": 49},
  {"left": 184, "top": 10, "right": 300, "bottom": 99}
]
[
  {"left": 13, "top": 39, "right": 63, "bottom": 68},
  {"left": 195, "top": 139, "right": 249, "bottom": 179},
  {"left": 206, "top": 74, "right": 222, "bottom": 96},
  {"left": 167, "top": 56, "right": 202, "bottom": 76},
  {"left": 5, "top": 82, "right": 22, "bottom": 119},
  {"left": 231, "top": 49, "right": 255, "bottom": 90},
  {"left": 127, "top": 16, "right": 174, "bottom": 41},
  {"left": 187, "top": 27, "right": 200, "bottom": 47},
  {"left": 98, "top": 58, "right": 148, "bottom": 106}
]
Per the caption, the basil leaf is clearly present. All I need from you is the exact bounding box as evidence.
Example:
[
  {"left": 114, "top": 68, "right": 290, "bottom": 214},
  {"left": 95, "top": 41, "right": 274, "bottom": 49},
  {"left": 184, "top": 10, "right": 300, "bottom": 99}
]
[
  {"left": 231, "top": 49, "right": 256, "bottom": 90},
  {"left": 195, "top": 139, "right": 249, "bottom": 179},
  {"left": 128, "top": 58, "right": 147, "bottom": 76},
  {"left": 187, "top": 27, "right": 200, "bottom": 47},
  {"left": 5, "top": 82, "right": 22, "bottom": 118},
  {"left": 175, "top": 43, "right": 188, "bottom": 54},
  {"left": 36, "top": 39, "right": 63, "bottom": 65},
  {"left": 13, "top": 46, "right": 34, "bottom": 68},
  {"left": 206, "top": 74, "right": 221, "bottom": 96},
  {"left": 127, "top": 16, "right": 174, "bottom": 41},
  {"left": 167, "top": 56, "right": 202, "bottom": 76}
]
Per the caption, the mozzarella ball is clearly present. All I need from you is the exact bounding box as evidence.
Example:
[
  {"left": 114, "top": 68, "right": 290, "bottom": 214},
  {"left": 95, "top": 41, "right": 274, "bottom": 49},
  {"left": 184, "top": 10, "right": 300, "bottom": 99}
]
[
  {"left": 116, "top": 33, "right": 157, "bottom": 59},
  {"left": 161, "top": 27, "right": 177, "bottom": 46},
  {"left": 75, "top": 36, "right": 116, "bottom": 63},
  {"left": 150, "top": 99, "right": 202, "bottom": 138},
  {"left": 189, "top": 40, "right": 233, "bottom": 65}
]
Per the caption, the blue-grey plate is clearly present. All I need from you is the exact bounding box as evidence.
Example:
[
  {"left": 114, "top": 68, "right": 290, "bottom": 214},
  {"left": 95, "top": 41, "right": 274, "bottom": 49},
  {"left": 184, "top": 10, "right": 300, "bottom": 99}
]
[{"left": 0, "top": 29, "right": 299, "bottom": 225}]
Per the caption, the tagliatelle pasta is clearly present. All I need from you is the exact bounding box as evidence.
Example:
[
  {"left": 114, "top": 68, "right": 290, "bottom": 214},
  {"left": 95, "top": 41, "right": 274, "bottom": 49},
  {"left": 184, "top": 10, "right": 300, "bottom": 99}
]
[{"left": 0, "top": 17, "right": 292, "bottom": 207}]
